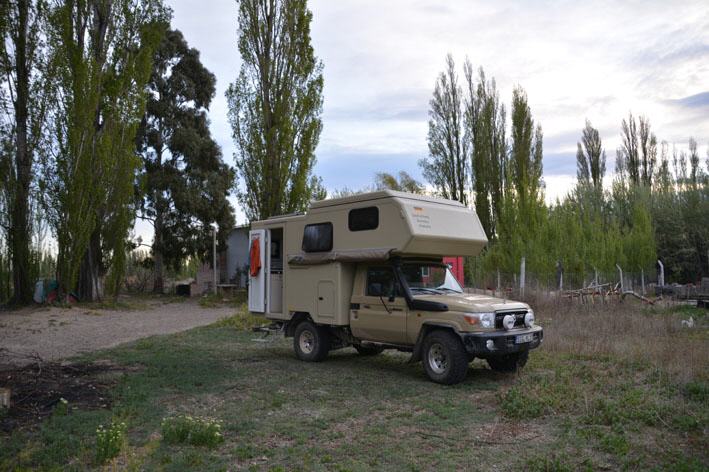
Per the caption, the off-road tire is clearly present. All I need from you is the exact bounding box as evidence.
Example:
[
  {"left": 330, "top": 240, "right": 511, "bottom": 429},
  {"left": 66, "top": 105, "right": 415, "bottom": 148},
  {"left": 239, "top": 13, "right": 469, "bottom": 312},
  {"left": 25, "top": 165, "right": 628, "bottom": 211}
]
[
  {"left": 293, "top": 321, "right": 331, "bottom": 362},
  {"left": 486, "top": 350, "right": 529, "bottom": 373},
  {"left": 354, "top": 344, "right": 384, "bottom": 356},
  {"left": 421, "top": 330, "right": 469, "bottom": 385}
]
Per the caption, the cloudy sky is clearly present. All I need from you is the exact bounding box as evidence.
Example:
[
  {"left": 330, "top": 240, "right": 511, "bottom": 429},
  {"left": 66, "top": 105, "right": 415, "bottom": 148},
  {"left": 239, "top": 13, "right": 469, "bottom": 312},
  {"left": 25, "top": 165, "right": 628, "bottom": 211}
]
[{"left": 164, "top": 0, "right": 709, "bottom": 227}]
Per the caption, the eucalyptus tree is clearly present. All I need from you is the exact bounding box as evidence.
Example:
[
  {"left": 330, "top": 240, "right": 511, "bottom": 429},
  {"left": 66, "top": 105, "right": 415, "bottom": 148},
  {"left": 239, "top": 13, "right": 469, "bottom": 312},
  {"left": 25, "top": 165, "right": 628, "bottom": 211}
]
[
  {"left": 226, "top": 0, "right": 324, "bottom": 221},
  {"left": 45, "top": 0, "right": 167, "bottom": 299},
  {"left": 0, "top": 0, "right": 51, "bottom": 304},
  {"left": 137, "top": 28, "right": 235, "bottom": 293},
  {"left": 420, "top": 54, "right": 469, "bottom": 205}
]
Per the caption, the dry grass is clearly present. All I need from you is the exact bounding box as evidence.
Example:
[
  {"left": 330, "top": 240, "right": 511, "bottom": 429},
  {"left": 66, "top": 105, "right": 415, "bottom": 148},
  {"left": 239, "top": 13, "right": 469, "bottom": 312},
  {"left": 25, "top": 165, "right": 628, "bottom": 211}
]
[{"left": 535, "top": 298, "right": 708, "bottom": 382}]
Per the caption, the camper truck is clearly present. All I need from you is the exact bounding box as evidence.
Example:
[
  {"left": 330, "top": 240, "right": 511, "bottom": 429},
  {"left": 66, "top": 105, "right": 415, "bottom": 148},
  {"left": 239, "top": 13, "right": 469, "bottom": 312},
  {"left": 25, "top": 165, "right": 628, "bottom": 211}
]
[{"left": 247, "top": 190, "right": 543, "bottom": 384}]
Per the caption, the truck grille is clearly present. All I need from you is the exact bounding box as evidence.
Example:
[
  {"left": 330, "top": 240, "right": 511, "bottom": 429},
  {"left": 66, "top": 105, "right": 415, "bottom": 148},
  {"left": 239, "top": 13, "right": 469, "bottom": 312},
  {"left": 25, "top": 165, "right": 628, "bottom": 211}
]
[{"left": 495, "top": 310, "right": 527, "bottom": 329}]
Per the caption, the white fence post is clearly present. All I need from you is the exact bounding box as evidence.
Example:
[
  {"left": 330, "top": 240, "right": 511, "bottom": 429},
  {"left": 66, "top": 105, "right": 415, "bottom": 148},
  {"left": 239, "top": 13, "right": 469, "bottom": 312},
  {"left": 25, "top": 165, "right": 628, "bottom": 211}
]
[
  {"left": 657, "top": 260, "right": 664, "bottom": 287},
  {"left": 616, "top": 264, "right": 623, "bottom": 292}
]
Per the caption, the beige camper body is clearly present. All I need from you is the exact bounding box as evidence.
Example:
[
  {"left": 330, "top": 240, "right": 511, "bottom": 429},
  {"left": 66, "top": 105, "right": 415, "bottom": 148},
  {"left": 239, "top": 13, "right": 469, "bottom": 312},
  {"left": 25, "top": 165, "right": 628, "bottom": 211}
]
[
  {"left": 247, "top": 190, "right": 542, "bottom": 385},
  {"left": 248, "top": 190, "right": 488, "bottom": 325}
]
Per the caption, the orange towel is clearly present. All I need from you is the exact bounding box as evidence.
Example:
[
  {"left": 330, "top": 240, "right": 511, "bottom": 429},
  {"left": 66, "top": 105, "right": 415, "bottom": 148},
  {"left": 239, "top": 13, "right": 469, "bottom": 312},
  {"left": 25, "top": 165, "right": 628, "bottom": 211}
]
[{"left": 249, "top": 237, "right": 261, "bottom": 277}]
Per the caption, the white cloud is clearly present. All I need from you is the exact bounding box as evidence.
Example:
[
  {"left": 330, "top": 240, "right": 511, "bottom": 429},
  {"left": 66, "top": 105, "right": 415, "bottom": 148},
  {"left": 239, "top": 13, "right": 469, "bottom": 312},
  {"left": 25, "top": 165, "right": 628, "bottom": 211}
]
[{"left": 160, "top": 0, "right": 709, "bottom": 234}]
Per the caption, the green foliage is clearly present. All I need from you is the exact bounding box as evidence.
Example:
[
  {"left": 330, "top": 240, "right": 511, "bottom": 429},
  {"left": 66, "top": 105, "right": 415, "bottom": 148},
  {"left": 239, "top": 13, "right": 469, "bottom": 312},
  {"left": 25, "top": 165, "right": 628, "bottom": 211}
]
[
  {"left": 226, "top": 0, "right": 324, "bottom": 221},
  {"left": 374, "top": 171, "right": 424, "bottom": 194},
  {"left": 465, "top": 63, "right": 506, "bottom": 239},
  {"left": 420, "top": 54, "right": 469, "bottom": 205},
  {"left": 137, "top": 28, "right": 235, "bottom": 291},
  {"left": 500, "top": 386, "right": 545, "bottom": 419},
  {"left": 44, "top": 0, "right": 168, "bottom": 298},
  {"left": 214, "top": 306, "right": 263, "bottom": 330},
  {"left": 161, "top": 415, "right": 224, "bottom": 448},
  {"left": 95, "top": 420, "right": 127, "bottom": 464},
  {"left": 0, "top": 0, "right": 52, "bottom": 305},
  {"left": 576, "top": 119, "right": 606, "bottom": 192}
]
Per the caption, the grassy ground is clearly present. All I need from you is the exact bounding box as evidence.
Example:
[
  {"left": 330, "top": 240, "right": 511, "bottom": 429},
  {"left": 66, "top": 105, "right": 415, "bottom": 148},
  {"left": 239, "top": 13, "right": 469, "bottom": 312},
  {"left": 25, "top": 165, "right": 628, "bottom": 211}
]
[{"left": 0, "top": 303, "right": 707, "bottom": 471}]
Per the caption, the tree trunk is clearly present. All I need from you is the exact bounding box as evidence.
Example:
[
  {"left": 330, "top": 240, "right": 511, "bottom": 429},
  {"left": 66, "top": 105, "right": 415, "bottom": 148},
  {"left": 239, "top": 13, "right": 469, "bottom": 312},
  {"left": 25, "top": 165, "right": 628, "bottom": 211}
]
[
  {"left": 152, "top": 209, "right": 164, "bottom": 294},
  {"left": 9, "top": 0, "right": 32, "bottom": 305},
  {"left": 77, "top": 228, "right": 103, "bottom": 301}
]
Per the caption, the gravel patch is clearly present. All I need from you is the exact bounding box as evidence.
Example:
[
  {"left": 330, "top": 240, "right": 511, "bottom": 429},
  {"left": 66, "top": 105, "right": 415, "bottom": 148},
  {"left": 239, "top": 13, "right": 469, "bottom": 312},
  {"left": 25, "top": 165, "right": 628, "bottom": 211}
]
[{"left": 0, "top": 299, "right": 234, "bottom": 367}]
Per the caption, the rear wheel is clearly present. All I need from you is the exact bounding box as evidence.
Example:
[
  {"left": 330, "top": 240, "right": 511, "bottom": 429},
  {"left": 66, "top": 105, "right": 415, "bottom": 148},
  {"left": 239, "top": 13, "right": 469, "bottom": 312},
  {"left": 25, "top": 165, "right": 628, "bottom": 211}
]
[
  {"left": 293, "top": 321, "right": 330, "bottom": 362},
  {"left": 487, "top": 351, "right": 529, "bottom": 373},
  {"left": 422, "top": 330, "right": 469, "bottom": 385},
  {"left": 354, "top": 344, "right": 384, "bottom": 356}
]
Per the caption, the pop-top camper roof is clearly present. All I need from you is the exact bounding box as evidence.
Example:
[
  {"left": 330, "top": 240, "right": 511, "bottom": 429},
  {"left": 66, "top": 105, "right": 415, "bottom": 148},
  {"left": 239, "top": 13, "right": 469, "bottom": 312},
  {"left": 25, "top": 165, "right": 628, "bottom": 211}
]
[{"left": 253, "top": 190, "right": 488, "bottom": 264}]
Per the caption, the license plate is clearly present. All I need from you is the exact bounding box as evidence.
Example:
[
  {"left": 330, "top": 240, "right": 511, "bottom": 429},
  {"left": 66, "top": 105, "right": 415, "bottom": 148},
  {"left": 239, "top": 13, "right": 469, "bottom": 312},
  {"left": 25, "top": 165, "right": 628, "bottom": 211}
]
[{"left": 515, "top": 333, "right": 535, "bottom": 344}]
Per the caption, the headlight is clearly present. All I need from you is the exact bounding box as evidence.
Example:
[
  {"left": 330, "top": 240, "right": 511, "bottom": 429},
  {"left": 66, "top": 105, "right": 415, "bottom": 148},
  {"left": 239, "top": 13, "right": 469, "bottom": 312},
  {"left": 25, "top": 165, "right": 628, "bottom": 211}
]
[
  {"left": 524, "top": 310, "right": 535, "bottom": 328},
  {"left": 463, "top": 312, "right": 495, "bottom": 328}
]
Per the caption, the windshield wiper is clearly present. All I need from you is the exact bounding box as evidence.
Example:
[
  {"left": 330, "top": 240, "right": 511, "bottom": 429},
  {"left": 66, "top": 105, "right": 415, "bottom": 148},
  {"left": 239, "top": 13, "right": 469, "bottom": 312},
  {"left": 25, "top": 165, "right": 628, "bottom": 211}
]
[
  {"left": 436, "top": 287, "right": 462, "bottom": 293},
  {"left": 410, "top": 287, "right": 443, "bottom": 295}
]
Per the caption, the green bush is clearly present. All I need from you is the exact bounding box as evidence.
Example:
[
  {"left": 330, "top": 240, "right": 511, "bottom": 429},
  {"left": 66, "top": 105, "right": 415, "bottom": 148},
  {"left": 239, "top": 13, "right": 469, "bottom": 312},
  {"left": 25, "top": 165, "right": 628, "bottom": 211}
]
[
  {"left": 215, "top": 306, "right": 264, "bottom": 331},
  {"left": 95, "top": 420, "right": 127, "bottom": 464},
  {"left": 161, "top": 415, "right": 224, "bottom": 448},
  {"left": 500, "top": 387, "right": 545, "bottom": 419}
]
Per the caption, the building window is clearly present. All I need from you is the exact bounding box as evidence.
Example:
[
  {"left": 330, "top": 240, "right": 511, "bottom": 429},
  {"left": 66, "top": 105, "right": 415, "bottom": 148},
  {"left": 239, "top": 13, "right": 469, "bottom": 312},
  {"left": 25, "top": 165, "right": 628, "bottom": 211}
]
[
  {"left": 302, "top": 222, "right": 333, "bottom": 252},
  {"left": 348, "top": 206, "right": 379, "bottom": 232}
]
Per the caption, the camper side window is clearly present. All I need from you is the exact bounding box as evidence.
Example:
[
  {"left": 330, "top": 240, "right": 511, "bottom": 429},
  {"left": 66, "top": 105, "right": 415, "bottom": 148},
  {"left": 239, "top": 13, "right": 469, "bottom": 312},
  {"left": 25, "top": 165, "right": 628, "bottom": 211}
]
[
  {"left": 302, "top": 222, "right": 333, "bottom": 252},
  {"left": 366, "top": 267, "right": 400, "bottom": 298},
  {"left": 348, "top": 207, "right": 379, "bottom": 231}
]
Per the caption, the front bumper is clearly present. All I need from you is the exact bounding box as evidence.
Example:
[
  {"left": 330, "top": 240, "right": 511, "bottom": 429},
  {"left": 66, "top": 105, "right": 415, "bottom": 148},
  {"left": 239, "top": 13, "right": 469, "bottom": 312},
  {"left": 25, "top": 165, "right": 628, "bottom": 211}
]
[{"left": 461, "top": 326, "right": 543, "bottom": 357}]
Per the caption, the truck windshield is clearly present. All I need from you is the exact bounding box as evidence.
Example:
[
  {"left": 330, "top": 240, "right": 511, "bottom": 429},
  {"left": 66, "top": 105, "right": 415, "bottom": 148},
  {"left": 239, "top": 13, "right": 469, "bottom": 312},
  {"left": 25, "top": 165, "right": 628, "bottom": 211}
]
[{"left": 400, "top": 263, "right": 463, "bottom": 294}]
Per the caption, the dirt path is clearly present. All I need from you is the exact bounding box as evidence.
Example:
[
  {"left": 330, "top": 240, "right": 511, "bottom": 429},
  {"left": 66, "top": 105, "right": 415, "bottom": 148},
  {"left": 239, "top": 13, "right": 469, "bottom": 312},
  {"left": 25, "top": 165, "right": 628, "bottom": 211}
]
[{"left": 0, "top": 298, "right": 235, "bottom": 367}]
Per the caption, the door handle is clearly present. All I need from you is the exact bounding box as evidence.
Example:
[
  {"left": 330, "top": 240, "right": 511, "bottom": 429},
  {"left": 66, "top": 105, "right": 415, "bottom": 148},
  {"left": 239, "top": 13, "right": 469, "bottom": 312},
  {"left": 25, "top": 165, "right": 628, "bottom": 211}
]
[{"left": 318, "top": 297, "right": 324, "bottom": 301}]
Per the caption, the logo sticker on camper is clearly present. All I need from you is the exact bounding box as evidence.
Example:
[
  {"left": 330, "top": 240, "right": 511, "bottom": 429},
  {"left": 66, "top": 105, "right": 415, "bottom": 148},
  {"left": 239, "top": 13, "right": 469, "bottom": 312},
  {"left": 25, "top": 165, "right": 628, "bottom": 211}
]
[{"left": 411, "top": 206, "right": 431, "bottom": 229}]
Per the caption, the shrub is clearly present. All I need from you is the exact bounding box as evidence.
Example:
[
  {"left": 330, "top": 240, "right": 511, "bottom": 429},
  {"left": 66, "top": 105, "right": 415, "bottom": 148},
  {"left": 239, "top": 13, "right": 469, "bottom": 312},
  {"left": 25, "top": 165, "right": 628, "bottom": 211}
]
[
  {"left": 500, "top": 387, "right": 545, "bottom": 419},
  {"left": 161, "top": 415, "right": 224, "bottom": 448},
  {"left": 95, "top": 420, "right": 127, "bottom": 464},
  {"left": 215, "top": 306, "right": 263, "bottom": 331}
]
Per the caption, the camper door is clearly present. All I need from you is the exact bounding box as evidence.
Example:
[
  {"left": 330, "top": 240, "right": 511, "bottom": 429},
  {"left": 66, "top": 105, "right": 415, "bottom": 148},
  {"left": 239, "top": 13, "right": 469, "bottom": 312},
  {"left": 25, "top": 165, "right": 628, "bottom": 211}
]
[{"left": 248, "top": 229, "right": 268, "bottom": 312}]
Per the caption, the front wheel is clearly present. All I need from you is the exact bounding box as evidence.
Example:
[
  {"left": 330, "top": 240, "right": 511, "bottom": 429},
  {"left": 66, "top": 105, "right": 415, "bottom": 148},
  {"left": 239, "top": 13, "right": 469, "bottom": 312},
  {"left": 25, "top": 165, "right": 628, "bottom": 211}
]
[
  {"left": 486, "top": 351, "right": 529, "bottom": 373},
  {"left": 422, "top": 330, "right": 469, "bottom": 385},
  {"left": 293, "top": 321, "right": 330, "bottom": 362}
]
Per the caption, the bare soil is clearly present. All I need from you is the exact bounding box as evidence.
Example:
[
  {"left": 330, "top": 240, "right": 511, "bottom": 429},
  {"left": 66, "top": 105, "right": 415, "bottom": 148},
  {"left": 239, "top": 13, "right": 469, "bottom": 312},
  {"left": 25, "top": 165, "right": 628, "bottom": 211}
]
[
  {"left": 0, "top": 360, "right": 120, "bottom": 432},
  {"left": 0, "top": 297, "right": 235, "bottom": 368}
]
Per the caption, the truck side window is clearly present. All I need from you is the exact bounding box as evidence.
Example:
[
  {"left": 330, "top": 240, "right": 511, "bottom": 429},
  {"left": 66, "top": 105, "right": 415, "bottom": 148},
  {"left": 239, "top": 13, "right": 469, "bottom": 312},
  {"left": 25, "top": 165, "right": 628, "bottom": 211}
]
[
  {"left": 348, "top": 206, "right": 379, "bottom": 231},
  {"left": 302, "top": 222, "right": 333, "bottom": 252},
  {"left": 366, "top": 267, "right": 400, "bottom": 297}
]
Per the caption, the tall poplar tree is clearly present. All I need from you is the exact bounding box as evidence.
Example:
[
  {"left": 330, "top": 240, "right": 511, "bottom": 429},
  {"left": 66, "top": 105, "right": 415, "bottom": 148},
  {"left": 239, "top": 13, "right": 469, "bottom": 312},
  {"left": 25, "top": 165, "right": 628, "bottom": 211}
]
[
  {"left": 0, "top": 0, "right": 50, "bottom": 304},
  {"left": 420, "top": 54, "right": 469, "bottom": 205},
  {"left": 464, "top": 61, "right": 506, "bottom": 238},
  {"left": 45, "top": 0, "right": 166, "bottom": 299},
  {"left": 576, "top": 119, "right": 606, "bottom": 193},
  {"left": 617, "top": 113, "right": 656, "bottom": 187},
  {"left": 226, "top": 0, "right": 324, "bottom": 221},
  {"left": 137, "top": 28, "right": 235, "bottom": 293}
]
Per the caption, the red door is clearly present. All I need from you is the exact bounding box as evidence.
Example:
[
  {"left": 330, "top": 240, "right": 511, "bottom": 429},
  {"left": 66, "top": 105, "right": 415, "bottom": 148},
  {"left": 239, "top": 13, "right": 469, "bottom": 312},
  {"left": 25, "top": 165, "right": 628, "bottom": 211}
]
[{"left": 443, "top": 256, "right": 465, "bottom": 286}]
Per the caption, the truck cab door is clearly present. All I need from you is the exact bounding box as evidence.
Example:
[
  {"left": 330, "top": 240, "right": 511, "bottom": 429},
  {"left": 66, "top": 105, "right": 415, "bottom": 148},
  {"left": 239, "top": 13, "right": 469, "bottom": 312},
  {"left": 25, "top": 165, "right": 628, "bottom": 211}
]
[
  {"left": 350, "top": 266, "right": 407, "bottom": 344},
  {"left": 248, "top": 229, "right": 268, "bottom": 313}
]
